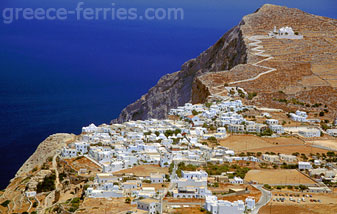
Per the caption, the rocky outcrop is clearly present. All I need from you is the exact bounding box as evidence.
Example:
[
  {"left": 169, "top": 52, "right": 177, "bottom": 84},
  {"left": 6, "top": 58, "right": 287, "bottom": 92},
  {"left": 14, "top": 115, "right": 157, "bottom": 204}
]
[
  {"left": 193, "top": 4, "right": 337, "bottom": 116},
  {"left": 114, "top": 4, "right": 337, "bottom": 123},
  {"left": 113, "top": 23, "right": 248, "bottom": 123},
  {"left": 15, "top": 133, "right": 76, "bottom": 178}
]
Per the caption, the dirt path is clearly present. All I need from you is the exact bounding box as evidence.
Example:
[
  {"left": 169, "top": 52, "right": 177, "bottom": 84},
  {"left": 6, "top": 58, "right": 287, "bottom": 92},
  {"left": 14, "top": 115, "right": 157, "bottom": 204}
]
[
  {"left": 229, "top": 35, "right": 276, "bottom": 85},
  {"left": 213, "top": 35, "right": 276, "bottom": 96},
  {"left": 52, "top": 154, "right": 61, "bottom": 191}
]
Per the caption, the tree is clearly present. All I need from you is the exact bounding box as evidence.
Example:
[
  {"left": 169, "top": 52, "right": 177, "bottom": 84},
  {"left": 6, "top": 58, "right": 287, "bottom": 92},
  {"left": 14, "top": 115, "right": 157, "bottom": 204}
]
[
  {"left": 37, "top": 173, "right": 56, "bottom": 193},
  {"left": 192, "top": 110, "right": 199, "bottom": 115},
  {"left": 0, "top": 200, "right": 10, "bottom": 207},
  {"left": 327, "top": 151, "right": 335, "bottom": 157},
  {"left": 125, "top": 197, "right": 131, "bottom": 204},
  {"left": 298, "top": 185, "right": 308, "bottom": 191},
  {"left": 205, "top": 103, "right": 212, "bottom": 108}
]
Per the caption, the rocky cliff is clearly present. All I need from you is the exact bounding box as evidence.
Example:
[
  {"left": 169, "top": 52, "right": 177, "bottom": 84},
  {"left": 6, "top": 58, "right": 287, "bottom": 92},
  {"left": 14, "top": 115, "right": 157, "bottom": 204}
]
[
  {"left": 114, "top": 4, "right": 337, "bottom": 122},
  {"left": 113, "top": 22, "right": 248, "bottom": 123},
  {"left": 15, "top": 133, "right": 76, "bottom": 177},
  {"left": 194, "top": 4, "right": 337, "bottom": 117}
]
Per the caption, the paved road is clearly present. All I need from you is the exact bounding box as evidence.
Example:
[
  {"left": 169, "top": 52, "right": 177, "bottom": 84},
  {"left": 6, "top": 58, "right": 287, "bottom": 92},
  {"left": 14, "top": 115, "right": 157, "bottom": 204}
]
[{"left": 252, "top": 184, "right": 271, "bottom": 214}]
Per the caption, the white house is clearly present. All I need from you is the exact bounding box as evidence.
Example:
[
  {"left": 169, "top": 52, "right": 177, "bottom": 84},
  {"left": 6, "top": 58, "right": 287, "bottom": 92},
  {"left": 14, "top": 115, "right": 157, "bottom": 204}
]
[
  {"left": 74, "top": 142, "right": 89, "bottom": 155},
  {"left": 205, "top": 195, "right": 246, "bottom": 214},
  {"left": 172, "top": 170, "right": 211, "bottom": 198},
  {"left": 137, "top": 198, "right": 161, "bottom": 214},
  {"left": 96, "top": 173, "right": 118, "bottom": 184},
  {"left": 314, "top": 160, "right": 321, "bottom": 166},
  {"left": 269, "top": 125, "right": 284, "bottom": 134},
  {"left": 290, "top": 110, "right": 308, "bottom": 122},
  {"left": 245, "top": 197, "right": 255, "bottom": 210},
  {"left": 298, "top": 162, "right": 312, "bottom": 170},
  {"left": 228, "top": 124, "right": 245, "bottom": 133},
  {"left": 279, "top": 154, "right": 297, "bottom": 162},
  {"left": 102, "top": 161, "right": 124, "bottom": 173},
  {"left": 181, "top": 170, "right": 208, "bottom": 180},
  {"left": 150, "top": 173, "right": 165, "bottom": 183},
  {"left": 299, "top": 129, "right": 321, "bottom": 138},
  {"left": 86, "top": 186, "right": 123, "bottom": 198},
  {"left": 262, "top": 154, "right": 280, "bottom": 163},
  {"left": 327, "top": 129, "right": 337, "bottom": 137},
  {"left": 229, "top": 177, "right": 244, "bottom": 184},
  {"left": 25, "top": 191, "right": 36, "bottom": 198},
  {"left": 266, "top": 119, "right": 278, "bottom": 125},
  {"left": 217, "top": 127, "right": 227, "bottom": 134},
  {"left": 61, "top": 147, "right": 77, "bottom": 158}
]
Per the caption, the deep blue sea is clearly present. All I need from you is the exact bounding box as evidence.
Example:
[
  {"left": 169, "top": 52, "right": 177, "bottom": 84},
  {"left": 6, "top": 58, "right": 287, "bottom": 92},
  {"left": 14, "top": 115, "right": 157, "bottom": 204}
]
[{"left": 0, "top": 0, "right": 336, "bottom": 189}]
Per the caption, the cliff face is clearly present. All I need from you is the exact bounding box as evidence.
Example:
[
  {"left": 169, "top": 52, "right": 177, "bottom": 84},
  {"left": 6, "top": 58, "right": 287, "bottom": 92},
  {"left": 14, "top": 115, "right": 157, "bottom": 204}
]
[
  {"left": 194, "top": 4, "right": 337, "bottom": 117},
  {"left": 114, "top": 4, "right": 337, "bottom": 123},
  {"left": 15, "top": 133, "right": 76, "bottom": 177},
  {"left": 114, "top": 23, "right": 248, "bottom": 123}
]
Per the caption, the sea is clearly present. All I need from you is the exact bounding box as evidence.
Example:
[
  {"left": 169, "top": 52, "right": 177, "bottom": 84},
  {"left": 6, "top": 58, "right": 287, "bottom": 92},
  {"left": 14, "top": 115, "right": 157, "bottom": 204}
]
[{"left": 0, "top": 0, "right": 336, "bottom": 189}]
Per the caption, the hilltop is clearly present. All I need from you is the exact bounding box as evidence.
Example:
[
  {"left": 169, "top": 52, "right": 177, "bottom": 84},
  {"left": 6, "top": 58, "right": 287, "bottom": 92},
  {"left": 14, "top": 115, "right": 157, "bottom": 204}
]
[{"left": 114, "top": 4, "right": 337, "bottom": 123}]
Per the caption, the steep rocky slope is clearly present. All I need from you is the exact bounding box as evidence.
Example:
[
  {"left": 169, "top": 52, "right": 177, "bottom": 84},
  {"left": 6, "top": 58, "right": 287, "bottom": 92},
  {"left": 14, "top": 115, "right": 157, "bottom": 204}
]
[
  {"left": 114, "top": 22, "right": 248, "bottom": 123},
  {"left": 115, "top": 4, "right": 337, "bottom": 123},
  {"left": 194, "top": 4, "right": 337, "bottom": 117},
  {"left": 15, "top": 134, "right": 76, "bottom": 177}
]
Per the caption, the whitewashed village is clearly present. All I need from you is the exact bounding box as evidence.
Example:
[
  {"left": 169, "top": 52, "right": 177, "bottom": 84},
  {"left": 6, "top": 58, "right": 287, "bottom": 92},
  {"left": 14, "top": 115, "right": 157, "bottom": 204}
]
[
  {"left": 2, "top": 17, "right": 337, "bottom": 214},
  {"left": 30, "top": 92, "right": 335, "bottom": 214},
  {"left": 11, "top": 25, "right": 337, "bottom": 214}
]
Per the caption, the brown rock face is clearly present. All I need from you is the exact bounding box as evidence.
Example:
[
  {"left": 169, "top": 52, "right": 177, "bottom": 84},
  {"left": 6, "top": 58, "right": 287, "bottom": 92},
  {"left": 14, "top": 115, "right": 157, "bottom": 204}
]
[
  {"left": 194, "top": 4, "right": 337, "bottom": 116},
  {"left": 15, "top": 133, "right": 76, "bottom": 178},
  {"left": 113, "top": 22, "right": 248, "bottom": 123},
  {"left": 114, "top": 4, "right": 337, "bottom": 123}
]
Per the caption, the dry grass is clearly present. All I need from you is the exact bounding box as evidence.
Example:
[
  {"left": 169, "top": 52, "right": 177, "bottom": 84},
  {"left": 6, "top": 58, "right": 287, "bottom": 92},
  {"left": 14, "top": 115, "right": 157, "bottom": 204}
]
[
  {"left": 244, "top": 169, "right": 316, "bottom": 185},
  {"left": 260, "top": 203, "right": 337, "bottom": 214},
  {"left": 219, "top": 135, "right": 329, "bottom": 155},
  {"left": 169, "top": 207, "right": 204, "bottom": 214},
  {"left": 113, "top": 165, "right": 168, "bottom": 177},
  {"left": 78, "top": 198, "right": 137, "bottom": 214}
]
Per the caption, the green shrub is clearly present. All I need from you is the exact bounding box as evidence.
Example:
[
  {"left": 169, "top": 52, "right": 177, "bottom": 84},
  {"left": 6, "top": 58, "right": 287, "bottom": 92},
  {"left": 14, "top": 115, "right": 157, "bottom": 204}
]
[
  {"left": 37, "top": 173, "right": 56, "bottom": 193},
  {"left": 0, "top": 200, "right": 10, "bottom": 207}
]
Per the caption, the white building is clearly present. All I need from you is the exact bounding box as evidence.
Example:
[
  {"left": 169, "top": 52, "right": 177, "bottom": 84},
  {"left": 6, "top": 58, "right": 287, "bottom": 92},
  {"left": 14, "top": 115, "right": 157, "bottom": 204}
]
[
  {"left": 75, "top": 142, "right": 89, "bottom": 154},
  {"left": 25, "top": 191, "right": 36, "bottom": 198},
  {"left": 269, "top": 125, "right": 284, "bottom": 134},
  {"left": 61, "top": 147, "right": 77, "bottom": 158},
  {"left": 96, "top": 173, "right": 118, "bottom": 184},
  {"left": 229, "top": 177, "right": 244, "bottom": 184},
  {"left": 266, "top": 119, "right": 278, "bottom": 125},
  {"left": 262, "top": 154, "right": 280, "bottom": 163},
  {"left": 172, "top": 170, "right": 211, "bottom": 198},
  {"left": 279, "top": 154, "right": 297, "bottom": 162},
  {"left": 269, "top": 26, "right": 303, "bottom": 39},
  {"left": 298, "top": 162, "right": 312, "bottom": 170},
  {"left": 290, "top": 110, "right": 308, "bottom": 122},
  {"left": 86, "top": 185, "right": 123, "bottom": 198},
  {"left": 205, "top": 195, "right": 247, "bottom": 214},
  {"left": 137, "top": 198, "right": 161, "bottom": 214},
  {"left": 181, "top": 170, "right": 208, "bottom": 180},
  {"left": 150, "top": 173, "right": 164, "bottom": 183},
  {"left": 299, "top": 129, "right": 321, "bottom": 138},
  {"left": 327, "top": 129, "right": 337, "bottom": 137}
]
